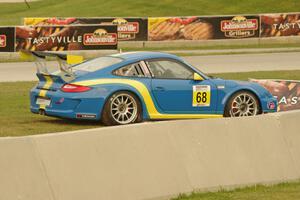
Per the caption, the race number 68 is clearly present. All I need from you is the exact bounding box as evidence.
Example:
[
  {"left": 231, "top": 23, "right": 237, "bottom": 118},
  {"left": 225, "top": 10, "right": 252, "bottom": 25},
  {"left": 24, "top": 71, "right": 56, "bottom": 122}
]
[
  {"left": 196, "top": 92, "right": 207, "bottom": 103},
  {"left": 193, "top": 85, "right": 211, "bottom": 107}
]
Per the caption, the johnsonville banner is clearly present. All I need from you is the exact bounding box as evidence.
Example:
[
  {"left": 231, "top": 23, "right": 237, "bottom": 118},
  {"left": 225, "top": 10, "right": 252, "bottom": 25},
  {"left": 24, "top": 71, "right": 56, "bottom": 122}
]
[
  {"left": 0, "top": 27, "right": 15, "bottom": 52},
  {"left": 23, "top": 17, "right": 148, "bottom": 41},
  {"left": 148, "top": 15, "right": 260, "bottom": 41},
  {"left": 251, "top": 79, "right": 300, "bottom": 112},
  {"left": 16, "top": 25, "right": 117, "bottom": 51},
  {"left": 261, "top": 13, "right": 300, "bottom": 37}
]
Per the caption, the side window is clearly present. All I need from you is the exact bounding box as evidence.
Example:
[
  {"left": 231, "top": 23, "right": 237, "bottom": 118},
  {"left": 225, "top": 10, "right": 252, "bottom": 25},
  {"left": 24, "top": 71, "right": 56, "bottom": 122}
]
[
  {"left": 147, "top": 60, "right": 194, "bottom": 79},
  {"left": 114, "top": 63, "right": 145, "bottom": 77}
]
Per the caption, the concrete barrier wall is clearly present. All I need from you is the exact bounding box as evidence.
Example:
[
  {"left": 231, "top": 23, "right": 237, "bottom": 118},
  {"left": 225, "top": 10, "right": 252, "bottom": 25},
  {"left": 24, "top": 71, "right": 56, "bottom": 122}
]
[{"left": 0, "top": 111, "right": 300, "bottom": 200}]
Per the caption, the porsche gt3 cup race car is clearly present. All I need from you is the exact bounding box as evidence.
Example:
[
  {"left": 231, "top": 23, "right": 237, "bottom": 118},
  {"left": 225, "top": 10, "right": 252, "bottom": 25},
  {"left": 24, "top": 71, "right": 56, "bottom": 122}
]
[{"left": 29, "top": 51, "right": 278, "bottom": 125}]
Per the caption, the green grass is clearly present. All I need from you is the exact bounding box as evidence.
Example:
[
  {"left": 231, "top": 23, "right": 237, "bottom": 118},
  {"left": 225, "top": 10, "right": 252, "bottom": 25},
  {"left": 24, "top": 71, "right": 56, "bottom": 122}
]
[
  {"left": 0, "top": 81, "right": 100, "bottom": 137},
  {"left": 1, "top": 70, "right": 300, "bottom": 137},
  {"left": 173, "top": 181, "right": 300, "bottom": 200},
  {"left": 0, "top": 0, "right": 300, "bottom": 26}
]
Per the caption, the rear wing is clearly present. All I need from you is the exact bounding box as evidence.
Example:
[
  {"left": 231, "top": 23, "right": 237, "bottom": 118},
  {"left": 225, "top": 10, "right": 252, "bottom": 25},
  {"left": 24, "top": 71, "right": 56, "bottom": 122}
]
[{"left": 20, "top": 50, "right": 84, "bottom": 82}]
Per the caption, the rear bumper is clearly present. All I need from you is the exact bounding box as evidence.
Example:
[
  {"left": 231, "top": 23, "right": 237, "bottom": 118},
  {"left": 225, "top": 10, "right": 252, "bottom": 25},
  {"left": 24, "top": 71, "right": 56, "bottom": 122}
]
[
  {"left": 30, "top": 87, "right": 107, "bottom": 120},
  {"left": 31, "top": 106, "right": 80, "bottom": 119}
]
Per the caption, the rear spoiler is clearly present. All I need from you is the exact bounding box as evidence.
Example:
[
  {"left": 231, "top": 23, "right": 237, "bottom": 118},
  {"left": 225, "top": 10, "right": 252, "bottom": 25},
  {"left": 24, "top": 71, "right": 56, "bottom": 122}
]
[{"left": 20, "top": 50, "right": 84, "bottom": 82}]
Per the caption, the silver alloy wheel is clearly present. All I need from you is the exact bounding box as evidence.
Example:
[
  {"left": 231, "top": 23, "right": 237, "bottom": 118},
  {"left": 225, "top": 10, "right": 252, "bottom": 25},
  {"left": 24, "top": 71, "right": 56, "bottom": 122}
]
[
  {"left": 229, "top": 93, "right": 258, "bottom": 117},
  {"left": 110, "top": 93, "right": 138, "bottom": 124}
]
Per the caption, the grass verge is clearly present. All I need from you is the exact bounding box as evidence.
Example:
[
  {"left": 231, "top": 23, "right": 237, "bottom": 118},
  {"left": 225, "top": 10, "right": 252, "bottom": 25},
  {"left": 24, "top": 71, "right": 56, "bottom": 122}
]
[
  {"left": 1, "top": 70, "right": 300, "bottom": 137},
  {"left": 0, "top": 81, "right": 100, "bottom": 137},
  {"left": 173, "top": 181, "right": 300, "bottom": 200}
]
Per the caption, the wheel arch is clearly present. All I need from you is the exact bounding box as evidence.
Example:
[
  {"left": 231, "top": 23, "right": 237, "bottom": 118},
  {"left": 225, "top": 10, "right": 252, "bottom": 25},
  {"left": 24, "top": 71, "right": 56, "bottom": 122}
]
[
  {"left": 101, "top": 89, "right": 147, "bottom": 119},
  {"left": 223, "top": 88, "right": 262, "bottom": 115}
]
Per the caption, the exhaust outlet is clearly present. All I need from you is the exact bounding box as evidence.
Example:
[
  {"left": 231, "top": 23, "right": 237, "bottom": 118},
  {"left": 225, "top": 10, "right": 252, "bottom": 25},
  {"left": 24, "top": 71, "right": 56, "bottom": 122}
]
[{"left": 39, "top": 109, "right": 46, "bottom": 115}]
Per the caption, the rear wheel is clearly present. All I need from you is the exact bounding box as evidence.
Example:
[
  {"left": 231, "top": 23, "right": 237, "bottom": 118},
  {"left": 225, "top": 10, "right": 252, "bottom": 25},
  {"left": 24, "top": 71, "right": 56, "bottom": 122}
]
[
  {"left": 224, "top": 91, "right": 261, "bottom": 117},
  {"left": 101, "top": 91, "right": 142, "bottom": 126}
]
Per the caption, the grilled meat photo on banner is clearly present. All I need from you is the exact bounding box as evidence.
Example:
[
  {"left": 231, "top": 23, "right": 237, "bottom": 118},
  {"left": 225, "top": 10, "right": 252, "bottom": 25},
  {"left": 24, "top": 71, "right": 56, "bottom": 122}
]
[
  {"left": 251, "top": 79, "right": 300, "bottom": 111},
  {"left": 261, "top": 13, "right": 300, "bottom": 37},
  {"left": 148, "top": 17, "right": 213, "bottom": 41}
]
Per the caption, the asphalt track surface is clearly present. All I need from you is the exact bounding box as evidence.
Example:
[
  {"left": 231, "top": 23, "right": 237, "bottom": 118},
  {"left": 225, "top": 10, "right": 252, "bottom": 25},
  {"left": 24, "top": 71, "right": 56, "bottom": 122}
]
[{"left": 0, "top": 52, "right": 300, "bottom": 82}]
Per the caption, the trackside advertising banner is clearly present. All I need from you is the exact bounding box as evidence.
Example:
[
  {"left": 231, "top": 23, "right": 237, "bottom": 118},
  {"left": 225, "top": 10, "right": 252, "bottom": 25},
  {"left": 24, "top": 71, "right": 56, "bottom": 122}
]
[
  {"left": 15, "top": 25, "right": 117, "bottom": 51},
  {"left": 23, "top": 17, "right": 148, "bottom": 41},
  {"left": 251, "top": 79, "right": 300, "bottom": 111},
  {"left": 261, "top": 13, "right": 300, "bottom": 37},
  {"left": 23, "top": 13, "right": 300, "bottom": 42},
  {"left": 148, "top": 15, "right": 260, "bottom": 41},
  {"left": 0, "top": 27, "right": 15, "bottom": 52}
]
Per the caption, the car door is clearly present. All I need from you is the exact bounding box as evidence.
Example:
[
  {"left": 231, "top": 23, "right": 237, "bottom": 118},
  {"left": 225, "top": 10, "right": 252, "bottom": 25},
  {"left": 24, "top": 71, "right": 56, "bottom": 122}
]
[{"left": 146, "top": 58, "right": 218, "bottom": 114}]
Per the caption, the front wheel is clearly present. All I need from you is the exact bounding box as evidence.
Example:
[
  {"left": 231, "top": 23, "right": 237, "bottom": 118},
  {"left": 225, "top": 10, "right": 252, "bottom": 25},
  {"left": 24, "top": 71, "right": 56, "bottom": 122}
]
[
  {"left": 224, "top": 91, "right": 261, "bottom": 117},
  {"left": 101, "top": 91, "right": 142, "bottom": 126}
]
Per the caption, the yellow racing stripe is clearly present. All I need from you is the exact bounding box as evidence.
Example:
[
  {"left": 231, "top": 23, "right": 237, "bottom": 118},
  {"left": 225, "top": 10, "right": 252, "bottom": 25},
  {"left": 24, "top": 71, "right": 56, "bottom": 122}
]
[
  {"left": 38, "top": 75, "right": 53, "bottom": 109},
  {"left": 73, "top": 79, "right": 223, "bottom": 119}
]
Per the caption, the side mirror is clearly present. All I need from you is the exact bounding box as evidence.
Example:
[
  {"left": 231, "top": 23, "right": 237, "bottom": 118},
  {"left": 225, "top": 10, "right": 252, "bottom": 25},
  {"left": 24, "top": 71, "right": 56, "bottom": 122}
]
[{"left": 193, "top": 73, "right": 204, "bottom": 81}]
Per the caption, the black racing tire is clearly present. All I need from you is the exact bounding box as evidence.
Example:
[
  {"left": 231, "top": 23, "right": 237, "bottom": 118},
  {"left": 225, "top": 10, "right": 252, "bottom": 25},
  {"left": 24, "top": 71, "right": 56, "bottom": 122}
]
[
  {"left": 101, "top": 91, "right": 143, "bottom": 126},
  {"left": 224, "top": 91, "right": 261, "bottom": 117}
]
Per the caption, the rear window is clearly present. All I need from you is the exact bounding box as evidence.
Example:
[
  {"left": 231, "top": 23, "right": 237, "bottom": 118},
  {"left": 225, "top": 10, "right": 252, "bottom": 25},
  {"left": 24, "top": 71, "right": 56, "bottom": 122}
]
[
  {"left": 114, "top": 62, "right": 146, "bottom": 77},
  {"left": 72, "top": 56, "right": 123, "bottom": 72}
]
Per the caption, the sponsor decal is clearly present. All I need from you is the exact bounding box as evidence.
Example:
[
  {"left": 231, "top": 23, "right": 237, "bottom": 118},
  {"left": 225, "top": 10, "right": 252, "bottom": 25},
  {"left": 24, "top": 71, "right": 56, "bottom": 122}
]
[
  {"left": 0, "top": 35, "right": 6, "bottom": 47},
  {"left": 55, "top": 97, "right": 65, "bottom": 105},
  {"left": 221, "top": 16, "right": 258, "bottom": 38},
  {"left": 83, "top": 29, "right": 117, "bottom": 45},
  {"left": 267, "top": 101, "right": 276, "bottom": 110},
  {"left": 76, "top": 113, "right": 97, "bottom": 119}
]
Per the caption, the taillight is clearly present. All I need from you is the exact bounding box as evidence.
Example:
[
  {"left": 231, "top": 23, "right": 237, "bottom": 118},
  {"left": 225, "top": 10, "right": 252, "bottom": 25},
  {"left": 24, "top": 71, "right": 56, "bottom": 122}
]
[{"left": 61, "top": 84, "right": 91, "bottom": 93}]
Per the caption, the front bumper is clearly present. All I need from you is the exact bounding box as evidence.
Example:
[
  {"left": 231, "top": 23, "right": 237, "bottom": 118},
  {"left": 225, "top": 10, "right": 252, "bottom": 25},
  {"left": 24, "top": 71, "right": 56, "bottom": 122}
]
[{"left": 261, "top": 96, "right": 278, "bottom": 113}]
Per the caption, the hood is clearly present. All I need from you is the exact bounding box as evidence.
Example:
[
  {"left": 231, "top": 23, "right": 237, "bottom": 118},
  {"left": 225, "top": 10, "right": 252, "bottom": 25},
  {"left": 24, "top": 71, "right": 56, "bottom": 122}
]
[
  {"left": 225, "top": 79, "right": 274, "bottom": 98},
  {"left": 225, "top": 80, "right": 256, "bottom": 87}
]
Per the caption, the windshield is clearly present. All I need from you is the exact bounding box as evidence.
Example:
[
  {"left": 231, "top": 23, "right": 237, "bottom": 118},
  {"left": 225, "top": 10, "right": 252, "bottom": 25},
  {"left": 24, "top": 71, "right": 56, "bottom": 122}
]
[{"left": 72, "top": 56, "right": 123, "bottom": 72}]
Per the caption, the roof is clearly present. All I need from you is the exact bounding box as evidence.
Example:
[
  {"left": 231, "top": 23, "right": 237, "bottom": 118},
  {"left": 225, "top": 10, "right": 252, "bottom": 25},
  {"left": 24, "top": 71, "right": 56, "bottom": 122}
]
[{"left": 111, "top": 51, "right": 181, "bottom": 62}]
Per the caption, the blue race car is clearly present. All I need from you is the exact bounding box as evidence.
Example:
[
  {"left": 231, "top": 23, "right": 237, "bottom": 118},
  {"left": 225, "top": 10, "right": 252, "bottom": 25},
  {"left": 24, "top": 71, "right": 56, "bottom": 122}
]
[{"left": 30, "top": 51, "right": 277, "bottom": 125}]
